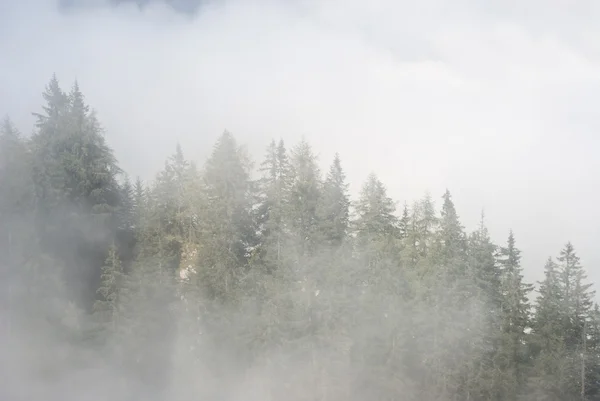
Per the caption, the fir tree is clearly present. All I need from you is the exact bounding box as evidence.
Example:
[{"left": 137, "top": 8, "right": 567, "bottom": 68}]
[
  {"left": 318, "top": 153, "right": 350, "bottom": 247},
  {"left": 398, "top": 202, "right": 410, "bottom": 240},
  {"left": 93, "top": 243, "right": 126, "bottom": 337},
  {"left": 288, "top": 138, "right": 322, "bottom": 259},
  {"left": 495, "top": 230, "right": 532, "bottom": 400},
  {"left": 198, "top": 131, "right": 256, "bottom": 301},
  {"left": 30, "top": 76, "right": 122, "bottom": 310},
  {"left": 528, "top": 257, "right": 568, "bottom": 401},
  {"left": 354, "top": 173, "right": 398, "bottom": 244},
  {"left": 255, "top": 139, "right": 293, "bottom": 272}
]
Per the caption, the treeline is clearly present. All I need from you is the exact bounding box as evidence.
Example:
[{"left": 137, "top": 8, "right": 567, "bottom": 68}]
[{"left": 0, "top": 76, "right": 599, "bottom": 401}]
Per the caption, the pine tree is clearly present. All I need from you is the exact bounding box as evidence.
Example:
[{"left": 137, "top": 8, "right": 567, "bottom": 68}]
[
  {"left": 415, "top": 192, "right": 438, "bottom": 258},
  {"left": 255, "top": 139, "right": 293, "bottom": 272},
  {"left": 398, "top": 202, "right": 410, "bottom": 240},
  {"left": 133, "top": 176, "right": 146, "bottom": 232},
  {"left": 528, "top": 257, "right": 568, "bottom": 401},
  {"left": 426, "top": 190, "right": 473, "bottom": 401},
  {"left": 469, "top": 212, "right": 501, "bottom": 310},
  {"left": 32, "top": 73, "right": 69, "bottom": 130},
  {"left": 584, "top": 304, "right": 600, "bottom": 399},
  {"left": 288, "top": 138, "right": 323, "bottom": 259},
  {"left": 557, "top": 243, "right": 595, "bottom": 349},
  {"left": 7, "top": 75, "right": 600, "bottom": 401},
  {"left": 145, "top": 144, "right": 196, "bottom": 274},
  {"left": 464, "top": 214, "right": 502, "bottom": 399},
  {"left": 352, "top": 173, "right": 403, "bottom": 309},
  {"left": 93, "top": 243, "right": 126, "bottom": 338},
  {"left": 119, "top": 176, "right": 135, "bottom": 231},
  {"left": 318, "top": 153, "right": 350, "bottom": 248},
  {"left": 437, "top": 190, "right": 467, "bottom": 264},
  {"left": 354, "top": 173, "right": 398, "bottom": 246},
  {"left": 116, "top": 175, "right": 136, "bottom": 268},
  {"left": 198, "top": 131, "right": 256, "bottom": 301},
  {"left": 556, "top": 243, "right": 595, "bottom": 399},
  {"left": 30, "top": 76, "right": 122, "bottom": 311},
  {"left": 495, "top": 230, "right": 532, "bottom": 400}
]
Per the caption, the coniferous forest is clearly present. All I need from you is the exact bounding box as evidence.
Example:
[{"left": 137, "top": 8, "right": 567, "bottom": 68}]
[{"left": 1, "top": 76, "right": 599, "bottom": 401}]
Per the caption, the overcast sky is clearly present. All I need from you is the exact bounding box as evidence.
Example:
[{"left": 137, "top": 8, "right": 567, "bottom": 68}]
[{"left": 2, "top": 0, "right": 600, "bottom": 290}]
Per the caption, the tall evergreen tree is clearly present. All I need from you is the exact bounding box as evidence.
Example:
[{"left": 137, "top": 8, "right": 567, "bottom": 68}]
[
  {"left": 30, "top": 76, "right": 122, "bottom": 311},
  {"left": 318, "top": 153, "right": 350, "bottom": 248},
  {"left": 354, "top": 173, "right": 398, "bottom": 245},
  {"left": 495, "top": 231, "right": 532, "bottom": 400},
  {"left": 557, "top": 243, "right": 595, "bottom": 399},
  {"left": 254, "top": 139, "right": 293, "bottom": 272},
  {"left": 557, "top": 243, "right": 595, "bottom": 349},
  {"left": 288, "top": 138, "right": 322, "bottom": 259},
  {"left": 415, "top": 192, "right": 438, "bottom": 258},
  {"left": 4, "top": 74, "right": 600, "bottom": 401},
  {"left": 198, "top": 131, "right": 256, "bottom": 301},
  {"left": 398, "top": 202, "right": 410, "bottom": 240},
  {"left": 528, "top": 257, "right": 568, "bottom": 401},
  {"left": 93, "top": 243, "right": 126, "bottom": 337},
  {"left": 437, "top": 190, "right": 467, "bottom": 264}
]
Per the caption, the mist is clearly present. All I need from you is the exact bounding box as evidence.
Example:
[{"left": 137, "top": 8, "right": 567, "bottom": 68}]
[{"left": 2, "top": 0, "right": 600, "bottom": 400}]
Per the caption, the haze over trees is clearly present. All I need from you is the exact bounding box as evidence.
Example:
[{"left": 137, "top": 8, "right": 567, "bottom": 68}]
[{"left": 1, "top": 76, "right": 599, "bottom": 401}]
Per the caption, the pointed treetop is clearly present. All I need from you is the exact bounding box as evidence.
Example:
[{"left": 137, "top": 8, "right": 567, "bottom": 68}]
[
  {"left": 325, "top": 153, "right": 347, "bottom": 187},
  {"left": 320, "top": 153, "right": 350, "bottom": 246},
  {"left": 499, "top": 230, "right": 522, "bottom": 275},
  {"left": 68, "top": 80, "right": 90, "bottom": 127},
  {"left": 441, "top": 189, "right": 458, "bottom": 218},
  {"left": 277, "top": 138, "right": 286, "bottom": 152},
  {"left": 260, "top": 139, "right": 279, "bottom": 176},
  {"left": 440, "top": 189, "right": 462, "bottom": 225},
  {"left": 355, "top": 173, "right": 397, "bottom": 237},
  {"left": 0, "top": 116, "right": 20, "bottom": 140},
  {"left": 174, "top": 142, "right": 185, "bottom": 164},
  {"left": 558, "top": 241, "right": 576, "bottom": 260},
  {"left": 33, "top": 74, "right": 69, "bottom": 129},
  {"left": 398, "top": 202, "right": 410, "bottom": 239}
]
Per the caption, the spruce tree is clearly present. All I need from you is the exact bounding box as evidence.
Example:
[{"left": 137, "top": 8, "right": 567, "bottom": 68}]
[
  {"left": 415, "top": 192, "right": 438, "bottom": 258},
  {"left": 398, "top": 202, "right": 410, "bottom": 240},
  {"left": 557, "top": 243, "right": 595, "bottom": 399},
  {"left": 495, "top": 231, "right": 532, "bottom": 400},
  {"left": 254, "top": 139, "right": 293, "bottom": 272},
  {"left": 30, "top": 76, "right": 122, "bottom": 311},
  {"left": 528, "top": 257, "right": 568, "bottom": 401},
  {"left": 288, "top": 138, "right": 322, "bottom": 259},
  {"left": 198, "top": 131, "right": 256, "bottom": 301},
  {"left": 318, "top": 153, "right": 350, "bottom": 248},
  {"left": 93, "top": 243, "right": 126, "bottom": 338},
  {"left": 354, "top": 173, "right": 398, "bottom": 245},
  {"left": 557, "top": 243, "right": 595, "bottom": 349}
]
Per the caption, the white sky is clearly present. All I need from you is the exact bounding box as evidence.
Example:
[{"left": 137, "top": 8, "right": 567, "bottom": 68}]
[{"left": 2, "top": 0, "right": 600, "bottom": 290}]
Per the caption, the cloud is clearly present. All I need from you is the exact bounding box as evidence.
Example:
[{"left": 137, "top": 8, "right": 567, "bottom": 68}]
[{"left": 2, "top": 0, "right": 600, "bottom": 288}]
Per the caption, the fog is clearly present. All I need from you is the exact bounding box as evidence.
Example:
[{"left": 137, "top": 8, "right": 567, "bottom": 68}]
[
  {"left": 2, "top": 1, "right": 600, "bottom": 400},
  {"left": 2, "top": 0, "right": 600, "bottom": 286}
]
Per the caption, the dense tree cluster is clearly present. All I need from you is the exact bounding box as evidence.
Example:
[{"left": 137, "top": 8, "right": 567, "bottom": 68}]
[{"left": 1, "top": 76, "right": 599, "bottom": 401}]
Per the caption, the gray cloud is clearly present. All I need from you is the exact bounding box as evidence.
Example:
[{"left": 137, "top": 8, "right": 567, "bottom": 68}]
[{"left": 2, "top": 0, "right": 600, "bottom": 290}]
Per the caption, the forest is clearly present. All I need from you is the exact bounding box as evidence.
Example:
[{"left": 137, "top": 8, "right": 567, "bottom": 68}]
[{"left": 0, "top": 75, "right": 598, "bottom": 401}]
